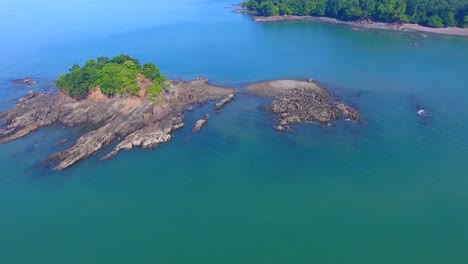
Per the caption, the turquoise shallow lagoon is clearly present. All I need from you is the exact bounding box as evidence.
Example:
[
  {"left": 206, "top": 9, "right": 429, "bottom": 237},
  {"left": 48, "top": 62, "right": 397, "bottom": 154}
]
[{"left": 1, "top": 0, "right": 468, "bottom": 263}]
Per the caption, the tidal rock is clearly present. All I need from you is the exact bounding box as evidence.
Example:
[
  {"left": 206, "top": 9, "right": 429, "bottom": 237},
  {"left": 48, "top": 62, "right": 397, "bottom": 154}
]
[
  {"left": 215, "top": 94, "right": 234, "bottom": 110},
  {"left": 417, "top": 109, "right": 427, "bottom": 117},
  {"left": 274, "top": 125, "right": 287, "bottom": 131},
  {"left": 13, "top": 77, "right": 38, "bottom": 86},
  {"left": 415, "top": 104, "right": 428, "bottom": 118},
  {"left": 55, "top": 138, "right": 68, "bottom": 145},
  {"left": 336, "top": 103, "right": 360, "bottom": 120},
  {"left": 193, "top": 114, "right": 209, "bottom": 132}
]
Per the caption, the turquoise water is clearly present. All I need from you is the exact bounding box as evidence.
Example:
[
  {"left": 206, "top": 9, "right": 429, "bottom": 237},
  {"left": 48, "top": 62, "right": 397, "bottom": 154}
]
[{"left": 1, "top": 0, "right": 468, "bottom": 263}]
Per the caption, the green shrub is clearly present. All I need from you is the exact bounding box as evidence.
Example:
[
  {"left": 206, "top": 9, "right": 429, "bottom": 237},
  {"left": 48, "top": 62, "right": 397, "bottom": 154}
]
[
  {"left": 146, "top": 83, "right": 163, "bottom": 98},
  {"left": 142, "top": 63, "right": 162, "bottom": 81}
]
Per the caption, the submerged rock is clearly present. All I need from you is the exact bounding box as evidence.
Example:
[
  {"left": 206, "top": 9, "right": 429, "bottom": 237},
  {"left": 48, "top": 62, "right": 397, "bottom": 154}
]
[
  {"left": 12, "top": 77, "right": 38, "bottom": 86},
  {"left": 55, "top": 138, "right": 68, "bottom": 145}
]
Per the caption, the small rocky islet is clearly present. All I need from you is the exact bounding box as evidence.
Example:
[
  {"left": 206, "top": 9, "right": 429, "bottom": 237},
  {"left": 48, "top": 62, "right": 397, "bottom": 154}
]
[
  {"left": 0, "top": 57, "right": 361, "bottom": 170},
  {"left": 245, "top": 80, "right": 360, "bottom": 131}
]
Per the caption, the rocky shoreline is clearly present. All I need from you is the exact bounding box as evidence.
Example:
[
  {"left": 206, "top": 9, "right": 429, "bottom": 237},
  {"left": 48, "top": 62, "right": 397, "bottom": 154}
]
[
  {"left": 0, "top": 78, "right": 361, "bottom": 170},
  {"left": 245, "top": 80, "right": 360, "bottom": 131},
  {"left": 251, "top": 15, "right": 468, "bottom": 37}
]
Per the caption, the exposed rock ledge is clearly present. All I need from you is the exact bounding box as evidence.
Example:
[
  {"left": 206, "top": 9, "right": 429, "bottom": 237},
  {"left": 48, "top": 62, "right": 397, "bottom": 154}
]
[
  {"left": 0, "top": 79, "right": 233, "bottom": 170},
  {"left": 245, "top": 80, "right": 360, "bottom": 131},
  {"left": 0, "top": 79, "right": 361, "bottom": 170},
  {"left": 193, "top": 114, "right": 210, "bottom": 132}
]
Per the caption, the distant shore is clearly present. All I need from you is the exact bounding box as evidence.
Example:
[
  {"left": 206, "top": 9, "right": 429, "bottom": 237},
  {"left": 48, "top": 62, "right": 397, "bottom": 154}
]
[{"left": 250, "top": 14, "right": 468, "bottom": 37}]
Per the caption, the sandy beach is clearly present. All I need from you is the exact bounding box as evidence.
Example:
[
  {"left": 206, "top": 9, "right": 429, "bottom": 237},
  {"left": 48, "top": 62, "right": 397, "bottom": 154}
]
[{"left": 253, "top": 15, "right": 468, "bottom": 37}]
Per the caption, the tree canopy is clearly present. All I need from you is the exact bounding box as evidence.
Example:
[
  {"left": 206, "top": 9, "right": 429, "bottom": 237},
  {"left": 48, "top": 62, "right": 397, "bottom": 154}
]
[
  {"left": 244, "top": 0, "right": 468, "bottom": 27},
  {"left": 55, "top": 55, "right": 166, "bottom": 99}
]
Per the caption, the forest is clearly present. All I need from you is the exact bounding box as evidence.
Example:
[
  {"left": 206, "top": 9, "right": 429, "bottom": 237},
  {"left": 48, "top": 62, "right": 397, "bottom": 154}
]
[
  {"left": 55, "top": 55, "right": 166, "bottom": 98},
  {"left": 243, "top": 0, "right": 468, "bottom": 27}
]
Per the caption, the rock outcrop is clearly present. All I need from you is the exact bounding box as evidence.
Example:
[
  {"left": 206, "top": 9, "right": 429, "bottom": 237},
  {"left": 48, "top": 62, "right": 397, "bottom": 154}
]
[
  {"left": 215, "top": 94, "right": 235, "bottom": 110},
  {"left": 0, "top": 79, "right": 233, "bottom": 170},
  {"left": 246, "top": 80, "right": 360, "bottom": 131},
  {"left": 193, "top": 114, "right": 210, "bottom": 132}
]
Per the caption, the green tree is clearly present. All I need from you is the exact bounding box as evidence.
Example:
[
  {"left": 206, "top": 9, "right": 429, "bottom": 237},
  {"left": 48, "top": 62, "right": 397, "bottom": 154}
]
[
  {"left": 70, "top": 64, "right": 80, "bottom": 71},
  {"left": 259, "top": 1, "right": 279, "bottom": 16},
  {"left": 142, "top": 63, "right": 162, "bottom": 81},
  {"left": 278, "top": 3, "right": 293, "bottom": 15},
  {"left": 110, "top": 54, "right": 140, "bottom": 65},
  {"left": 442, "top": 12, "right": 456, "bottom": 27},
  {"left": 427, "top": 14, "right": 444, "bottom": 27},
  {"left": 97, "top": 56, "right": 110, "bottom": 65}
]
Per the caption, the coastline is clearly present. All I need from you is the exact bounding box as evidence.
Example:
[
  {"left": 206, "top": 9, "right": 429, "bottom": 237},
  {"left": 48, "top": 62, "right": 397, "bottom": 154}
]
[{"left": 252, "top": 15, "right": 468, "bottom": 37}]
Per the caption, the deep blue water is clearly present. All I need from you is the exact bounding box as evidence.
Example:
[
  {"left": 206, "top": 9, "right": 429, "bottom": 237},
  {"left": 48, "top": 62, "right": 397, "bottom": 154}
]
[{"left": 1, "top": 0, "right": 468, "bottom": 263}]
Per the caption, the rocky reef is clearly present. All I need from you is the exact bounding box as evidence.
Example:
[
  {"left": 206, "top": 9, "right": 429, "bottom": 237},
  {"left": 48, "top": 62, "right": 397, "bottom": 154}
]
[
  {"left": 246, "top": 80, "right": 360, "bottom": 131},
  {"left": 0, "top": 78, "right": 361, "bottom": 170}
]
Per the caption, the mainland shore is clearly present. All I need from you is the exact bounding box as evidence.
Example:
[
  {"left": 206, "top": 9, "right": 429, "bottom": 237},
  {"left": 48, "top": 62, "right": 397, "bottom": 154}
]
[{"left": 240, "top": 12, "right": 468, "bottom": 37}]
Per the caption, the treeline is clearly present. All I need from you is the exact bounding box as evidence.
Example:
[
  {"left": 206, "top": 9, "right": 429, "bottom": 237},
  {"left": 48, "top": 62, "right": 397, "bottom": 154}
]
[
  {"left": 56, "top": 55, "right": 166, "bottom": 98},
  {"left": 243, "top": 0, "right": 468, "bottom": 27}
]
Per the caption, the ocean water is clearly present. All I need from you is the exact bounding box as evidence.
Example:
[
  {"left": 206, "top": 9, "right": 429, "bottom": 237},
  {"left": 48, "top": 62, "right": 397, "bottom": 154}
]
[{"left": 1, "top": 0, "right": 468, "bottom": 263}]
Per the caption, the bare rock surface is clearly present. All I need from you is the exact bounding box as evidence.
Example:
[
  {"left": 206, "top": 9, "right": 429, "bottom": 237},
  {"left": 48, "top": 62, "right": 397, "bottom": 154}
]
[
  {"left": 0, "top": 79, "right": 233, "bottom": 170},
  {"left": 215, "top": 94, "right": 235, "bottom": 110},
  {"left": 246, "top": 80, "right": 360, "bottom": 130},
  {"left": 193, "top": 114, "right": 210, "bottom": 132}
]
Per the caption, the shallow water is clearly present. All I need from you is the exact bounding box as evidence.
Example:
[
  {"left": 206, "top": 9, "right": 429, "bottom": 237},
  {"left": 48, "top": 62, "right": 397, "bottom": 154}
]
[{"left": 1, "top": 0, "right": 468, "bottom": 263}]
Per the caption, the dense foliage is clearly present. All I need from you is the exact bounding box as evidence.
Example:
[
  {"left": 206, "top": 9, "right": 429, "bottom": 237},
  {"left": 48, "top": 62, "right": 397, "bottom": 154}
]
[
  {"left": 55, "top": 55, "right": 166, "bottom": 98},
  {"left": 243, "top": 0, "right": 468, "bottom": 27}
]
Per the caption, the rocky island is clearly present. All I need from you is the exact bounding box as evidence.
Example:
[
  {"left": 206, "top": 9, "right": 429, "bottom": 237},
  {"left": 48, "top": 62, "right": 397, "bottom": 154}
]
[{"left": 0, "top": 55, "right": 360, "bottom": 170}]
